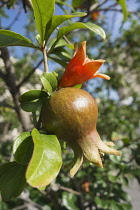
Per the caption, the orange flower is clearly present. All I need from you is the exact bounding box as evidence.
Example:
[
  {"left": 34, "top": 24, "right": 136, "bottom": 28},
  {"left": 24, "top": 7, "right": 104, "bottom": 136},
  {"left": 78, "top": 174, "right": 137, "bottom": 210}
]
[{"left": 58, "top": 41, "right": 110, "bottom": 88}]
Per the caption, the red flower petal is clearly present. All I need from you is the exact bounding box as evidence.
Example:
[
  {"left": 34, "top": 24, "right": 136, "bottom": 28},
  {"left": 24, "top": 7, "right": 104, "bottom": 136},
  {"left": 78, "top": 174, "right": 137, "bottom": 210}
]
[
  {"left": 92, "top": 73, "right": 110, "bottom": 80},
  {"left": 82, "top": 60, "right": 105, "bottom": 78},
  {"left": 58, "top": 41, "right": 110, "bottom": 88},
  {"left": 70, "top": 41, "right": 86, "bottom": 66}
]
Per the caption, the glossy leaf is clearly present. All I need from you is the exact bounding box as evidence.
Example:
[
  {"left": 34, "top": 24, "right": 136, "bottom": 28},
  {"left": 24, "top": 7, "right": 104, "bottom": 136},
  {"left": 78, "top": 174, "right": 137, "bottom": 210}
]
[
  {"left": 48, "top": 56, "right": 67, "bottom": 68},
  {"left": 13, "top": 132, "right": 34, "bottom": 165},
  {"left": 0, "top": 30, "right": 39, "bottom": 49},
  {"left": 45, "top": 12, "right": 86, "bottom": 43},
  {"left": 49, "top": 48, "right": 71, "bottom": 68},
  {"left": 31, "top": 0, "right": 55, "bottom": 45},
  {"left": 58, "top": 22, "right": 106, "bottom": 40},
  {"left": 19, "top": 90, "right": 49, "bottom": 112},
  {"left": 0, "top": 162, "right": 26, "bottom": 201},
  {"left": 26, "top": 128, "right": 62, "bottom": 187},
  {"left": 50, "top": 22, "right": 106, "bottom": 51},
  {"left": 117, "top": 0, "right": 128, "bottom": 21},
  {"left": 41, "top": 72, "right": 58, "bottom": 91},
  {"left": 51, "top": 46, "right": 72, "bottom": 59},
  {"left": 48, "top": 38, "right": 74, "bottom": 51},
  {"left": 40, "top": 75, "right": 53, "bottom": 95}
]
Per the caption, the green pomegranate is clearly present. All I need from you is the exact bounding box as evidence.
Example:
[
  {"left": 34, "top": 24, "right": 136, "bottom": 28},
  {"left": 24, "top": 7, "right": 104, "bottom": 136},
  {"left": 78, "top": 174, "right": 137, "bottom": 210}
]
[{"left": 41, "top": 87, "right": 121, "bottom": 176}]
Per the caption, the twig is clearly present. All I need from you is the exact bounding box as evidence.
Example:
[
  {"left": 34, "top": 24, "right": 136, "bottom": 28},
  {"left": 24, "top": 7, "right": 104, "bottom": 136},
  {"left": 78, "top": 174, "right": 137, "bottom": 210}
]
[
  {"left": 0, "top": 47, "right": 31, "bottom": 131},
  {"left": 17, "top": 58, "right": 43, "bottom": 88},
  {"left": 36, "top": 112, "right": 42, "bottom": 130},
  {"left": 0, "top": 102, "right": 15, "bottom": 110},
  {"left": 80, "top": 0, "right": 108, "bottom": 21},
  {"left": 43, "top": 47, "right": 49, "bottom": 72},
  {"left": 89, "top": 0, "right": 108, "bottom": 12},
  {"left": 32, "top": 111, "right": 37, "bottom": 127},
  {"left": 57, "top": 27, "right": 71, "bottom": 44},
  {"left": 60, "top": 185, "right": 81, "bottom": 195},
  {"left": 12, "top": 204, "right": 28, "bottom": 210}
]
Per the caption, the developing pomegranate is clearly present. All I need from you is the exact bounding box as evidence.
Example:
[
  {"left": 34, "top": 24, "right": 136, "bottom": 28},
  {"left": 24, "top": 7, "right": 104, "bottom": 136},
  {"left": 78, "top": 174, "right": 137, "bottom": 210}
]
[{"left": 41, "top": 88, "right": 121, "bottom": 176}]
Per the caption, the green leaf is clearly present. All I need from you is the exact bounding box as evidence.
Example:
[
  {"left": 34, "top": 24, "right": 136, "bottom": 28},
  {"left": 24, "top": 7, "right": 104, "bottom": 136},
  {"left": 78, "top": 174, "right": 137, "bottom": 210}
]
[
  {"left": 45, "top": 12, "right": 86, "bottom": 43},
  {"left": 58, "top": 22, "right": 106, "bottom": 40},
  {"left": 19, "top": 90, "right": 49, "bottom": 112},
  {"left": 74, "top": 84, "right": 82, "bottom": 89},
  {"left": 48, "top": 38, "right": 74, "bottom": 51},
  {"left": 31, "top": 0, "right": 55, "bottom": 45},
  {"left": 48, "top": 56, "right": 67, "bottom": 68},
  {"left": 26, "top": 128, "right": 62, "bottom": 188},
  {"left": 40, "top": 72, "right": 58, "bottom": 94},
  {"left": 56, "top": 0, "right": 75, "bottom": 12},
  {"left": 117, "top": 0, "right": 128, "bottom": 21},
  {"left": 40, "top": 76, "right": 53, "bottom": 95},
  {"left": 94, "top": 196, "right": 102, "bottom": 206},
  {"left": 50, "top": 22, "right": 106, "bottom": 51},
  {"left": 49, "top": 47, "right": 71, "bottom": 67},
  {"left": 51, "top": 46, "right": 72, "bottom": 60},
  {"left": 0, "top": 30, "right": 39, "bottom": 49},
  {"left": 62, "top": 192, "right": 78, "bottom": 210},
  {"left": 0, "top": 162, "right": 26, "bottom": 201},
  {"left": 108, "top": 175, "right": 116, "bottom": 183},
  {"left": 13, "top": 132, "right": 34, "bottom": 165},
  {"left": 128, "top": 169, "right": 140, "bottom": 177},
  {"left": 72, "top": 0, "right": 84, "bottom": 8},
  {"left": 41, "top": 72, "right": 58, "bottom": 91}
]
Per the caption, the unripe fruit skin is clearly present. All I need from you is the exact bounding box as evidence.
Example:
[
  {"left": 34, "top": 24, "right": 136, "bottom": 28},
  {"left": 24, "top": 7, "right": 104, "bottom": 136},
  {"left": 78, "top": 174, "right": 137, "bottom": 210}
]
[
  {"left": 41, "top": 87, "right": 121, "bottom": 169},
  {"left": 41, "top": 87, "right": 98, "bottom": 142}
]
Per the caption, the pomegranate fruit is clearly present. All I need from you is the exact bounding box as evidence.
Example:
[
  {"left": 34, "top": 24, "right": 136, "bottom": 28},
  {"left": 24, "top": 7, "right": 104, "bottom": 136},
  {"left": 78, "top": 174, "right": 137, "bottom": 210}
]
[{"left": 41, "top": 88, "right": 121, "bottom": 176}]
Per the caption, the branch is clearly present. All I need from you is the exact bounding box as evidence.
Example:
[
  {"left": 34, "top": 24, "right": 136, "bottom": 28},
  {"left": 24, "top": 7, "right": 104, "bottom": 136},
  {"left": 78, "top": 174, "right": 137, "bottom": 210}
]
[
  {"left": 48, "top": 183, "right": 81, "bottom": 196},
  {"left": 0, "top": 47, "right": 31, "bottom": 131},
  {"left": 0, "top": 48, "right": 17, "bottom": 94},
  {"left": 80, "top": 0, "right": 109, "bottom": 21},
  {"left": 43, "top": 47, "right": 49, "bottom": 72},
  {"left": 0, "top": 69, "right": 6, "bottom": 80},
  {"left": 12, "top": 196, "right": 43, "bottom": 210},
  {"left": 60, "top": 185, "right": 81, "bottom": 195},
  {"left": 17, "top": 58, "right": 43, "bottom": 88},
  {"left": 0, "top": 102, "right": 15, "bottom": 109},
  {"left": 89, "top": 0, "right": 108, "bottom": 12}
]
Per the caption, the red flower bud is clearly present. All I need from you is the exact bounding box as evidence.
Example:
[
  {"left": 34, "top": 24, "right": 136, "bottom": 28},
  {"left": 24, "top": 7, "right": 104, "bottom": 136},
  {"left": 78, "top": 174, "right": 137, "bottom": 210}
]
[{"left": 59, "top": 41, "right": 110, "bottom": 88}]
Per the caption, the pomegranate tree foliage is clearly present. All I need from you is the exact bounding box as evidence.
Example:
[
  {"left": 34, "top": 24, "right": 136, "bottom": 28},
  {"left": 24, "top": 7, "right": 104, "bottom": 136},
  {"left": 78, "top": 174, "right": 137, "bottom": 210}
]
[
  {"left": 0, "top": 0, "right": 108, "bottom": 201},
  {"left": 0, "top": 0, "right": 139, "bottom": 209}
]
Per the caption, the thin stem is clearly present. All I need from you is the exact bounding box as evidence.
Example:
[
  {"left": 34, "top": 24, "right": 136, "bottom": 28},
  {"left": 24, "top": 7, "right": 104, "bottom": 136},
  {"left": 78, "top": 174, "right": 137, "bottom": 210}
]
[
  {"left": 32, "top": 112, "right": 37, "bottom": 127},
  {"left": 56, "top": 27, "right": 71, "bottom": 44},
  {"left": 43, "top": 47, "right": 49, "bottom": 73}
]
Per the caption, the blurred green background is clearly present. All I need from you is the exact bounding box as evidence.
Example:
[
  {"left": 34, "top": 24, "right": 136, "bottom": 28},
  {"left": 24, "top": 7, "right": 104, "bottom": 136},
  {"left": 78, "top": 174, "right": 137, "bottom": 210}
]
[{"left": 0, "top": 0, "right": 140, "bottom": 209}]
